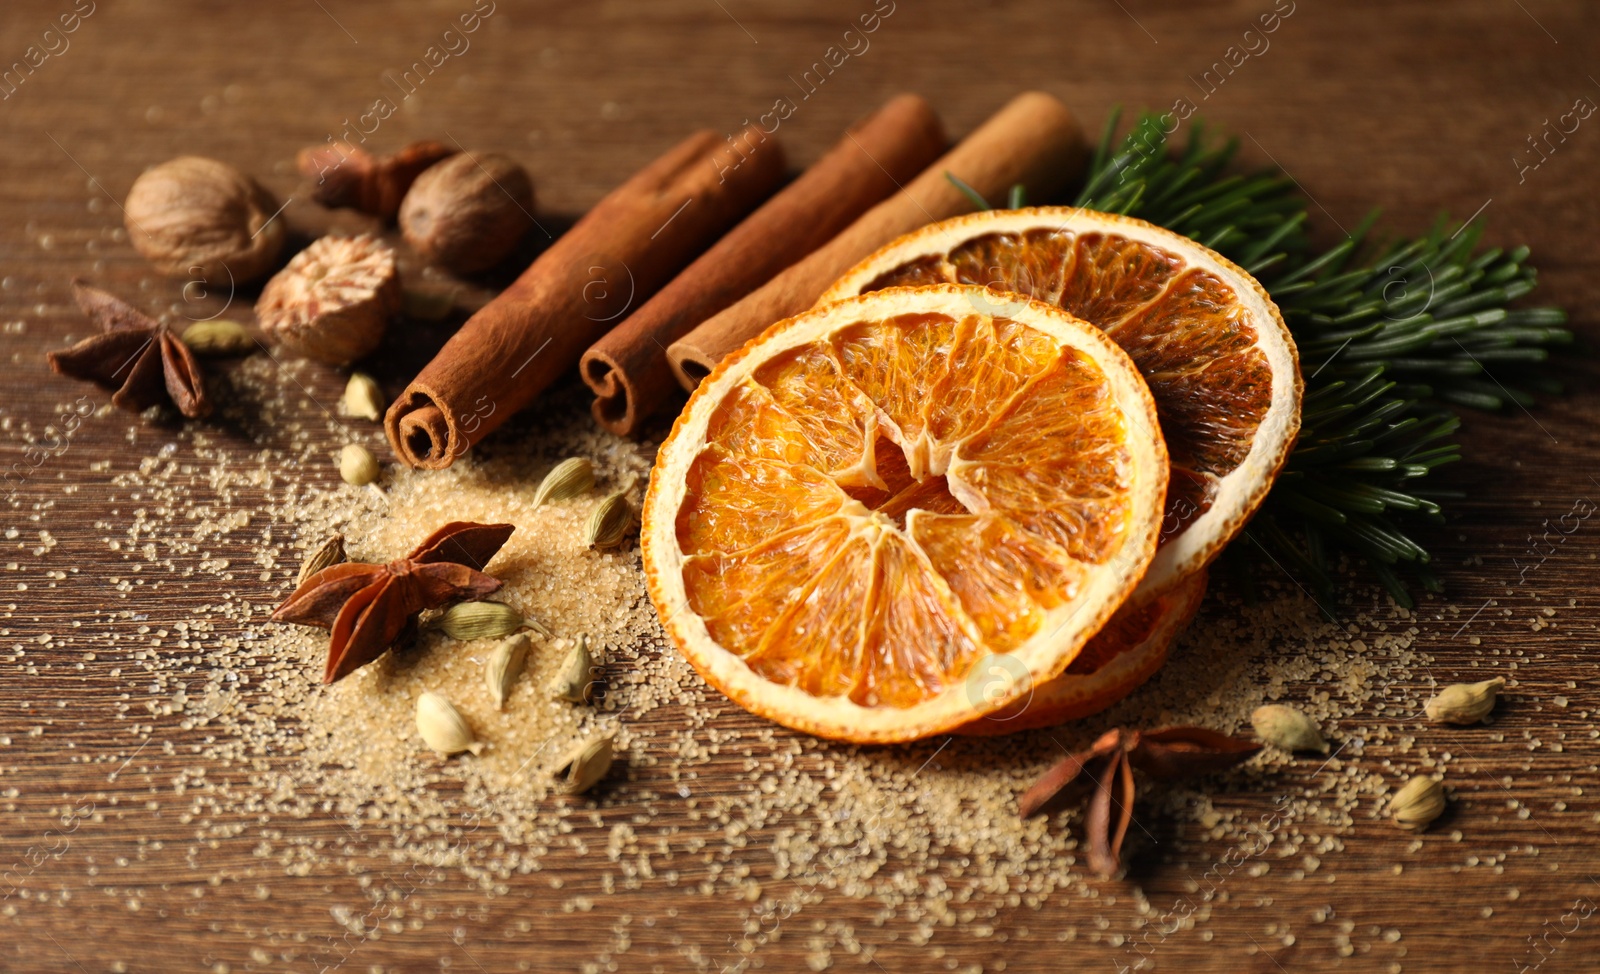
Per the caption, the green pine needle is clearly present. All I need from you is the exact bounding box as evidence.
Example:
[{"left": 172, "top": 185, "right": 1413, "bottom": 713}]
[{"left": 1071, "top": 110, "right": 1570, "bottom": 609}]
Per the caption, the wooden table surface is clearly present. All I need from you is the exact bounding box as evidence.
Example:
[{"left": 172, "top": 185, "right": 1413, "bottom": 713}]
[{"left": 3, "top": 1, "right": 1599, "bottom": 971}]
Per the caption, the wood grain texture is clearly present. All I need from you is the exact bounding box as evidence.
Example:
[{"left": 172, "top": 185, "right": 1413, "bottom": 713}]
[{"left": 2, "top": 1, "right": 1599, "bottom": 972}]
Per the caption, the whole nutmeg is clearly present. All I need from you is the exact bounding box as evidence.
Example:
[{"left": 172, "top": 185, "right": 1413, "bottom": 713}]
[
  {"left": 400, "top": 152, "right": 535, "bottom": 274},
  {"left": 124, "top": 156, "right": 286, "bottom": 285},
  {"left": 256, "top": 235, "right": 400, "bottom": 365}
]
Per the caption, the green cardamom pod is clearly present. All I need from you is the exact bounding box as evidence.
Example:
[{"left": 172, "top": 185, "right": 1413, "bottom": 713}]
[
  {"left": 485, "top": 632, "right": 531, "bottom": 711},
  {"left": 533, "top": 457, "right": 595, "bottom": 508},
  {"left": 1250, "top": 704, "right": 1329, "bottom": 753},
  {"left": 555, "top": 733, "right": 615, "bottom": 795},
  {"left": 342, "top": 372, "right": 385, "bottom": 422},
  {"left": 585, "top": 484, "right": 635, "bottom": 550},
  {"left": 1390, "top": 775, "right": 1445, "bottom": 830},
  {"left": 547, "top": 634, "right": 598, "bottom": 705},
  {"left": 338, "top": 444, "right": 380, "bottom": 486},
  {"left": 416, "top": 690, "right": 482, "bottom": 756},
  {"left": 295, "top": 534, "right": 347, "bottom": 586},
  {"left": 1424, "top": 677, "right": 1505, "bottom": 725},
  {"left": 181, "top": 319, "right": 255, "bottom": 357},
  {"left": 432, "top": 601, "right": 528, "bottom": 640}
]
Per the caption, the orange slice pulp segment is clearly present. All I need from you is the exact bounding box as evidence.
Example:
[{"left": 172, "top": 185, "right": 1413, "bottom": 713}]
[
  {"left": 823, "top": 207, "right": 1301, "bottom": 602},
  {"left": 642, "top": 285, "right": 1168, "bottom": 743}
]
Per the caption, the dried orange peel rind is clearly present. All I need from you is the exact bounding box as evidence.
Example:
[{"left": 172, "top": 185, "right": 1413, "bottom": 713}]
[
  {"left": 823, "top": 207, "right": 1301, "bottom": 602},
  {"left": 642, "top": 285, "right": 1168, "bottom": 744},
  {"left": 956, "top": 570, "right": 1208, "bottom": 736}
]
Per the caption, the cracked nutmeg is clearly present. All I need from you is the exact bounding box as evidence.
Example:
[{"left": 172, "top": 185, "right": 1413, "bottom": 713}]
[
  {"left": 256, "top": 234, "right": 401, "bottom": 365},
  {"left": 48, "top": 281, "right": 211, "bottom": 418},
  {"left": 1019, "top": 725, "right": 1261, "bottom": 877},
  {"left": 271, "top": 521, "right": 515, "bottom": 683}
]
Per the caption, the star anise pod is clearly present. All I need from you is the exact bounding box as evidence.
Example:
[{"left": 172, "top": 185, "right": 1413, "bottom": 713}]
[
  {"left": 47, "top": 281, "right": 211, "bottom": 418},
  {"left": 1019, "top": 725, "right": 1261, "bottom": 877},
  {"left": 273, "top": 521, "right": 515, "bottom": 683}
]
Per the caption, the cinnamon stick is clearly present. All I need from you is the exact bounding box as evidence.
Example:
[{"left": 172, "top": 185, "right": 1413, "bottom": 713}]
[
  {"left": 579, "top": 94, "right": 945, "bottom": 437},
  {"left": 385, "top": 126, "right": 784, "bottom": 469},
  {"left": 666, "top": 91, "right": 1089, "bottom": 389}
]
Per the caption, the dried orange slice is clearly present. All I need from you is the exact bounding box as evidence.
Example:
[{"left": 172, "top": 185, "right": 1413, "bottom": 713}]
[
  {"left": 642, "top": 285, "right": 1168, "bottom": 743},
  {"left": 956, "top": 571, "right": 1207, "bottom": 735},
  {"left": 823, "top": 208, "right": 1301, "bottom": 600}
]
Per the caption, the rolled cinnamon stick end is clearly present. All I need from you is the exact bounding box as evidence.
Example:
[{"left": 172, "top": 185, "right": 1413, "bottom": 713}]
[
  {"left": 385, "top": 126, "right": 785, "bottom": 469},
  {"left": 579, "top": 94, "right": 946, "bottom": 437},
  {"left": 666, "top": 91, "right": 1090, "bottom": 388},
  {"left": 394, "top": 403, "right": 452, "bottom": 466}
]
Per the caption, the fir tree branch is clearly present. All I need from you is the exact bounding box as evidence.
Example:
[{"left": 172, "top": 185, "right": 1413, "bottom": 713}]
[{"left": 1071, "top": 110, "right": 1570, "bottom": 608}]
